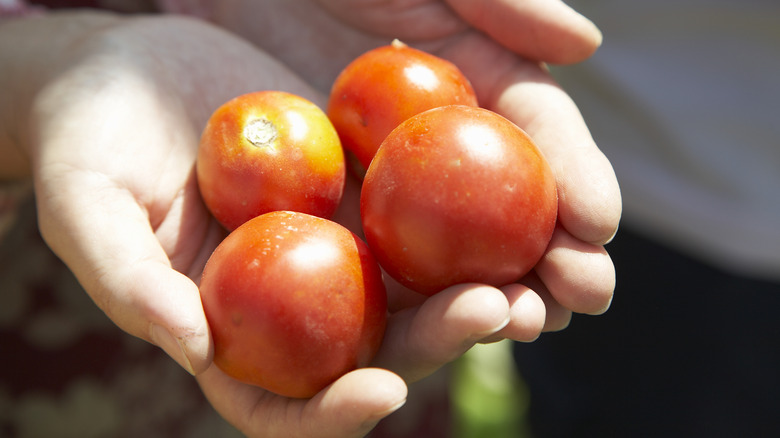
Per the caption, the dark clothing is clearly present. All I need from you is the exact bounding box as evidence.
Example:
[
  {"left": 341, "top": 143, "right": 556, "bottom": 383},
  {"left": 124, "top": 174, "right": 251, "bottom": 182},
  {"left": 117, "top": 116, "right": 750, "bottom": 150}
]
[{"left": 514, "top": 227, "right": 780, "bottom": 437}]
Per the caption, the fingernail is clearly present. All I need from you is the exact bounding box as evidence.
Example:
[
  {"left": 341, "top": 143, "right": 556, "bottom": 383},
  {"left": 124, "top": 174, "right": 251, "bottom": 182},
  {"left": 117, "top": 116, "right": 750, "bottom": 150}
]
[
  {"left": 471, "top": 315, "right": 511, "bottom": 341},
  {"left": 381, "top": 398, "right": 407, "bottom": 417},
  {"left": 366, "top": 398, "right": 407, "bottom": 427},
  {"left": 592, "top": 23, "right": 604, "bottom": 47},
  {"left": 603, "top": 223, "right": 620, "bottom": 245},
  {"left": 150, "top": 324, "right": 196, "bottom": 375}
]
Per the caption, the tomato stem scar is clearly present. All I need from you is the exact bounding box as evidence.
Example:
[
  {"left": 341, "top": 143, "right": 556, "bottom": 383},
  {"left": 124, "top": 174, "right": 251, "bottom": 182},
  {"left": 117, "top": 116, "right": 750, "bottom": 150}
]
[
  {"left": 391, "top": 38, "right": 407, "bottom": 49},
  {"left": 244, "top": 118, "right": 278, "bottom": 148}
]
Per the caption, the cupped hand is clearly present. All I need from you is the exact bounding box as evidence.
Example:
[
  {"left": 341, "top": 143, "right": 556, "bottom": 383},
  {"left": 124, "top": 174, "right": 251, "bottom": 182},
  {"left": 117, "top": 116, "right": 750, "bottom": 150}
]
[
  {"left": 213, "top": 0, "right": 621, "bottom": 333},
  {"left": 322, "top": 1, "right": 622, "bottom": 331},
  {"left": 9, "top": 12, "right": 523, "bottom": 438}
]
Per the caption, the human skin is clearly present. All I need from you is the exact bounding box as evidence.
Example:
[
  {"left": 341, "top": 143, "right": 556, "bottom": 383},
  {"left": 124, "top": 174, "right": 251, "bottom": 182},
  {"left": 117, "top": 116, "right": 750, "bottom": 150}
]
[{"left": 0, "top": 1, "right": 621, "bottom": 436}]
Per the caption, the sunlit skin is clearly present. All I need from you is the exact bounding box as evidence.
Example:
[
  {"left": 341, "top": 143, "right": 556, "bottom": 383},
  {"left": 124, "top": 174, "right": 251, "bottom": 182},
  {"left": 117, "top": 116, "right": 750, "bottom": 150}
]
[
  {"left": 199, "top": 211, "right": 387, "bottom": 399},
  {"left": 361, "top": 105, "right": 558, "bottom": 296},
  {"left": 197, "top": 91, "right": 346, "bottom": 230},
  {"left": 327, "top": 40, "right": 478, "bottom": 175}
]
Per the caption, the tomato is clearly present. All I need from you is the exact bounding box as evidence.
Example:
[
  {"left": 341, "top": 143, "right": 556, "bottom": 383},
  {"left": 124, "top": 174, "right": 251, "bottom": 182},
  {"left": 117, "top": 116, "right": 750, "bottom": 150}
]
[
  {"left": 327, "top": 39, "right": 478, "bottom": 177},
  {"left": 360, "top": 105, "right": 558, "bottom": 296},
  {"left": 197, "top": 91, "right": 345, "bottom": 231},
  {"left": 199, "top": 211, "right": 387, "bottom": 398}
]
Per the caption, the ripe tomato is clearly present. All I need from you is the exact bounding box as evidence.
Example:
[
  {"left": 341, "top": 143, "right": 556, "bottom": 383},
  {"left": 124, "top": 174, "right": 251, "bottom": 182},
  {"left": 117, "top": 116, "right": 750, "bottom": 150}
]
[
  {"left": 327, "top": 39, "right": 477, "bottom": 176},
  {"left": 197, "top": 91, "right": 346, "bottom": 231},
  {"left": 361, "top": 105, "right": 558, "bottom": 296},
  {"left": 199, "top": 211, "right": 387, "bottom": 398}
]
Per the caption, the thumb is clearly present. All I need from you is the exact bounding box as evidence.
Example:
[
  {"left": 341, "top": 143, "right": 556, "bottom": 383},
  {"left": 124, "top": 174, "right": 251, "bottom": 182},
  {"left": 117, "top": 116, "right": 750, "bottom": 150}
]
[
  {"left": 35, "top": 171, "right": 213, "bottom": 375},
  {"left": 197, "top": 366, "right": 408, "bottom": 438}
]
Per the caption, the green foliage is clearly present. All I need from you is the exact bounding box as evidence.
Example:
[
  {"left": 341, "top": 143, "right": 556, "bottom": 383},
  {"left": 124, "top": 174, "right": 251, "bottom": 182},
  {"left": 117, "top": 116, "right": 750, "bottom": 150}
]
[{"left": 450, "top": 340, "right": 531, "bottom": 438}]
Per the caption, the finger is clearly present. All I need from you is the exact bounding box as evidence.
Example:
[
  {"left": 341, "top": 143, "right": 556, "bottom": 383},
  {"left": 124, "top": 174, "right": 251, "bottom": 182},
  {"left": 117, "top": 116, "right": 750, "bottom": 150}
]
[
  {"left": 305, "top": 368, "right": 408, "bottom": 437},
  {"left": 446, "top": 0, "right": 602, "bottom": 64},
  {"left": 438, "top": 34, "right": 621, "bottom": 245},
  {"left": 35, "top": 172, "right": 212, "bottom": 375},
  {"left": 480, "top": 282, "right": 546, "bottom": 343},
  {"left": 373, "top": 284, "right": 510, "bottom": 383},
  {"left": 491, "top": 64, "right": 622, "bottom": 245},
  {"left": 527, "top": 272, "right": 573, "bottom": 332},
  {"left": 312, "top": 0, "right": 468, "bottom": 41},
  {"left": 197, "top": 365, "right": 407, "bottom": 438},
  {"left": 479, "top": 272, "right": 572, "bottom": 343},
  {"left": 151, "top": 169, "right": 227, "bottom": 280},
  {"left": 535, "top": 226, "right": 616, "bottom": 315}
]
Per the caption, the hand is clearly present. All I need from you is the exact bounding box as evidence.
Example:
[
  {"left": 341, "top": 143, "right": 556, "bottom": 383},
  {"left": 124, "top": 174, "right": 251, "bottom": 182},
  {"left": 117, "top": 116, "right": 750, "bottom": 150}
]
[
  {"left": 1, "top": 11, "right": 520, "bottom": 438},
  {"left": 12, "top": 11, "right": 320, "bottom": 373},
  {"left": 199, "top": 3, "right": 622, "bottom": 434},
  {"left": 213, "top": 0, "right": 621, "bottom": 329}
]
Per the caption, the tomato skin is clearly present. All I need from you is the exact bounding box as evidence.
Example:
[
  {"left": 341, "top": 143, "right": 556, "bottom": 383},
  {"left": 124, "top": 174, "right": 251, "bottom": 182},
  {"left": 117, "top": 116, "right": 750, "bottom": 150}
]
[
  {"left": 197, "top": 91, "right": 346, "bottom": 231},
  {"left": 361, "top": 105, "right": 558, "bottom": 296},
  {"left": 327, "top": 40, "right": 478, "bottom": 176},
  {"left": 199, "top": 211, "right": 387, "bottom": 398}
]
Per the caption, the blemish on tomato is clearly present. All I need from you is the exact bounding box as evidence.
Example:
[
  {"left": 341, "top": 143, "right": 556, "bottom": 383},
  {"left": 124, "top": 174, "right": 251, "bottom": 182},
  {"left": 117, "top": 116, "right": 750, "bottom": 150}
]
[{"left": 244, "top": 118, "right": 278, "bottom": 149}]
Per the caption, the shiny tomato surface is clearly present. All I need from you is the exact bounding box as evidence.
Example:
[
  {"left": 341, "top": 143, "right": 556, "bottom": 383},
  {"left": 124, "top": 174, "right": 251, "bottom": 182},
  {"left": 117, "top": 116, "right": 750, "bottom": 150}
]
[
  {"left": 199, "top": 211, "right": 387, "bottom": 398},
  {"left": 197, "top": 91, "right": 345, "bottom": 230},
  {"left": 361, "top": 105, "right": 558, "bottom": 296},
  {"left": 327, "top": 40, "right": 477, "bottom": 176}
]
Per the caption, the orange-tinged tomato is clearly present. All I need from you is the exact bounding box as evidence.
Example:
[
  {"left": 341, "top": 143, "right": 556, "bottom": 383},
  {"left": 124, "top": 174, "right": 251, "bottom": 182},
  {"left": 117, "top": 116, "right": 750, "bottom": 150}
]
[
  {"left": 327, "top": 40, "right": 477, "bottom": 176},
  {"left": 199, "top": 211, "right": 387, "bottom": 398},
  {"left": 197, "top": 91, "right": 346, "bottom": 230},
  {"left": 361, "top": 105, "right": 558, "bottom": 296}
]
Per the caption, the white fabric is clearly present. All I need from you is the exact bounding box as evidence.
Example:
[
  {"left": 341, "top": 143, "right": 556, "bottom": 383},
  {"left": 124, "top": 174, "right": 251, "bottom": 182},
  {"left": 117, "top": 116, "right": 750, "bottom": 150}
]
[{"left": 557, "top": 0, "right": 780, "bottom": 280}]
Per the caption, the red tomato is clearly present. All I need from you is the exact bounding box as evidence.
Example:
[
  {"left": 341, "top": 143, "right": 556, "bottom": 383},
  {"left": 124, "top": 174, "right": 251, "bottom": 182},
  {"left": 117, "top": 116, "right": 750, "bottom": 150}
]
[
  {"left": 361, "top": 105, "right": 558, "bottom": 296},
  {"left": 199, "top": 211, "right": 387, "bottom": 398},
  {"left": 327, "top": 39, "right": 477, "bottom": 176},
  {"left": 197, "top": 91, "right": 346, "bottom": 231}
]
